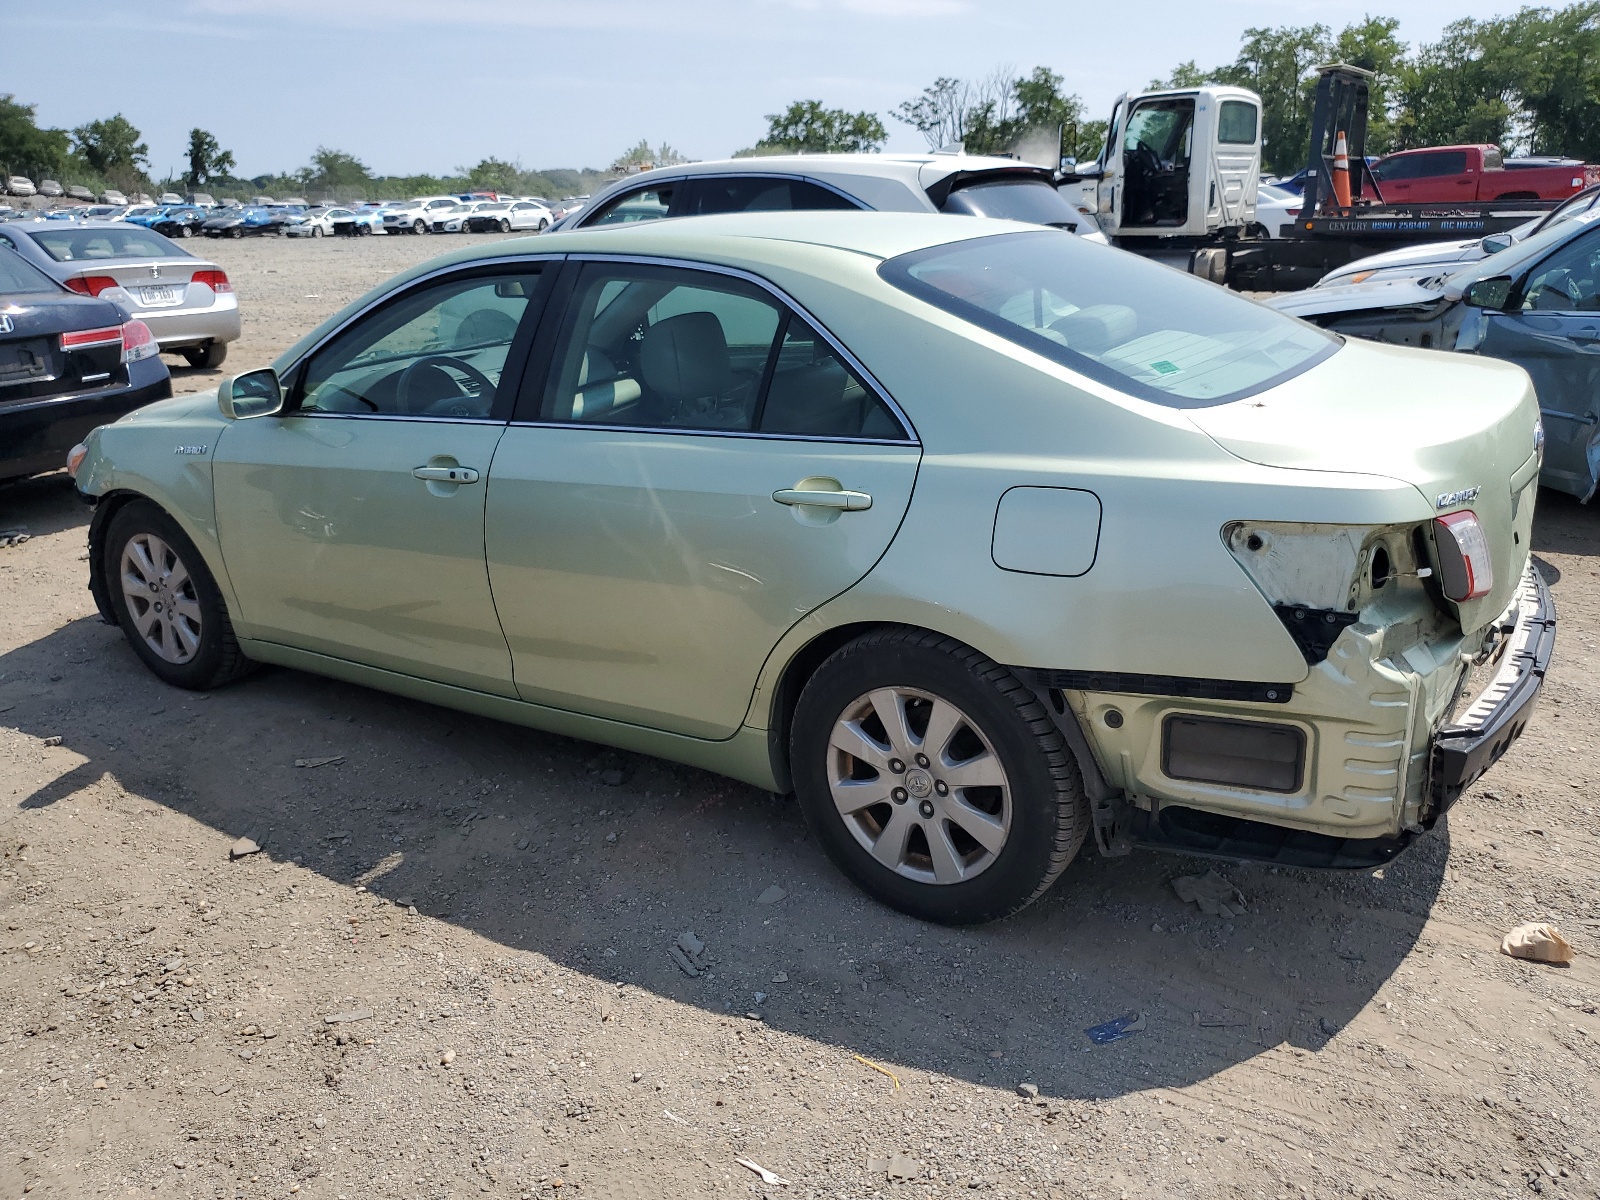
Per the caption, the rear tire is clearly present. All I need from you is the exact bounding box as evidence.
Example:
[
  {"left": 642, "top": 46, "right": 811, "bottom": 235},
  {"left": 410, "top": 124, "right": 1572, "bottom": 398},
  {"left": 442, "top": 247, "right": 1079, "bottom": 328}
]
[
  {"left": 103, "top": 500, "right": 254, "bottom": 691},
  {"left": 791, "top": 627, "right": 1090, "bottom": 924},
  {"left": 180, "top": 341, "right": 227, "bottom": 369}
]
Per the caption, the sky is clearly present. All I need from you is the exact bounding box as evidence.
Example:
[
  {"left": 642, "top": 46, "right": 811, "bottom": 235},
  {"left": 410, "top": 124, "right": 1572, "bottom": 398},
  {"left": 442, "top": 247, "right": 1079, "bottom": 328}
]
[{"left": 3, "top": 0, "right": 1574, "bottom": 180}]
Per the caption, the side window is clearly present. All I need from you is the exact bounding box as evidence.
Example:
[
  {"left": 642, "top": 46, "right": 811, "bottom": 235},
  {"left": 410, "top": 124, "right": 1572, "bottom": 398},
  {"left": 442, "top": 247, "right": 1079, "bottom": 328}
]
[
  {"left": 542, "top": 264, "right": 782, "bottom": 430},
  {"left": 298, "top": 270, "right": 542, "bottom": 418},
  {"left": 759, "top": 318, "right": 907, "bottom": 440},
  {"left": 584, "top": 185, "right": 676, "bottom": 227},
  {"left": 1217, "top": 101, "right": 1257, "bottom": 145},
  {"left": 1522, "top": 229, "right": 1600, "bottom": 312},
  {"left": 684, "top": 176, "right": 858, "bottom": 216}
]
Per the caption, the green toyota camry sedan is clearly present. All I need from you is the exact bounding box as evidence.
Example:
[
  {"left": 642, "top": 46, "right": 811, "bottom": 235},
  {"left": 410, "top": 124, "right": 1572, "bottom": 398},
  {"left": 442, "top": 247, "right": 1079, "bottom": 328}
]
[{"left": 70, "top": 212, "right": 1555, "bottom": 924}]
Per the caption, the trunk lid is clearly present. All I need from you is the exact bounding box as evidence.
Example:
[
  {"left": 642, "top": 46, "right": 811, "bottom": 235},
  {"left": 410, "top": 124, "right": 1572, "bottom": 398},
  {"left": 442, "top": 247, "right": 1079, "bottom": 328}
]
[
  {"left": 0, "top": 291, "right": 127, "bottom": 403},
  {"left": 1187, "top": 337, "right": 1541, "bottom": 630}
]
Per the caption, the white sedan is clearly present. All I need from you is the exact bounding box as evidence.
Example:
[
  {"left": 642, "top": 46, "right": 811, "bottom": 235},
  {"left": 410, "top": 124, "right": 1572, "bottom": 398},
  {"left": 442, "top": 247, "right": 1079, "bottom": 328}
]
[
  {"left": 464, "top": 200, "right": 555, "bottom": 233},
  {"left": 284, "top": 207, "right": 381, "bottom": 238}
]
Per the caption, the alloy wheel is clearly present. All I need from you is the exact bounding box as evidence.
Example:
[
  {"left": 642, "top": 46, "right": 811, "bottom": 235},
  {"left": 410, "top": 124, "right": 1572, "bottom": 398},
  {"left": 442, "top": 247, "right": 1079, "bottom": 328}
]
[
  {"left": 827, "top": 687, "right": 1012, "bottom": 884},
  {"left": 119, "top": 533, "right": 203, "bottom": 664}
]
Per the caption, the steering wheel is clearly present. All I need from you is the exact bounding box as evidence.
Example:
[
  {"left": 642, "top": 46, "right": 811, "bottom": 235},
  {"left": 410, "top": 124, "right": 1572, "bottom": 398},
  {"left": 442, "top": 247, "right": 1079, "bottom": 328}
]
[
  {"left": 1127, "top": 143, "right": 1164, "bottom": 178},
  {"left": 394, "top": 355, "right": 496, "bottom": 416}
]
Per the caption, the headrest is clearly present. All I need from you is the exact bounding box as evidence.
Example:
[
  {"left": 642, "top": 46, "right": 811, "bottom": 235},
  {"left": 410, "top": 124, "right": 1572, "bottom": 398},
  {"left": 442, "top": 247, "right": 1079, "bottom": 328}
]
[
  {"left": 1049, "top": 304, "right": 1138, "bottom": 356},
  {"left": 640, "top": 311, "right": 731, "bottom": 402}
]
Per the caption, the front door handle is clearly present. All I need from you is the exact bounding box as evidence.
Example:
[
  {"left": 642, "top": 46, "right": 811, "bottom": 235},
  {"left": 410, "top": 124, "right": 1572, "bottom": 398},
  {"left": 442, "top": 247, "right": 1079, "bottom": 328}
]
[
  {"left": 1569, "top": 328, "right": 1600, "bottom": 344},
  {"left": 772, "top": 487, "right": 872, "bottom": 511},
  {"left": 413, "top": 465, "right": 480, "bottom": 484}
]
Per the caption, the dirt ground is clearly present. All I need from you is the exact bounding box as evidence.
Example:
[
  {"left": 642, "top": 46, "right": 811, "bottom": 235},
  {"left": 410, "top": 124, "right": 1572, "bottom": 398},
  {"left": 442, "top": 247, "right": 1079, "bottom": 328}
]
[{"left": 1, "top": 232, "right": 1598, "bottom": 1200}]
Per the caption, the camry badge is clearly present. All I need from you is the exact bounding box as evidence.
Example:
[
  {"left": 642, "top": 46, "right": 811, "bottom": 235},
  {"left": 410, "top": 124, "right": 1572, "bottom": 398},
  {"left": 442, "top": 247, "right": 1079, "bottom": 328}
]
[
  {"left": 1436, "top": 486, "right": 1481, "bottom": 510},
  {"left": 0, "top": 314, "right": 11, "bottom": 334}
]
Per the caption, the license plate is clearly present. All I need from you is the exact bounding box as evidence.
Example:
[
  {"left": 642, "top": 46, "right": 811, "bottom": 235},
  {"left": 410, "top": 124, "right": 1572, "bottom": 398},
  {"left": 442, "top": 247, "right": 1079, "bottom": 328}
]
[
  {"left": 139, "top": 285, "right": 182, "bottom": 307},
  {"left": 0, "top": 337, "right": 51, "bottom": 386}
]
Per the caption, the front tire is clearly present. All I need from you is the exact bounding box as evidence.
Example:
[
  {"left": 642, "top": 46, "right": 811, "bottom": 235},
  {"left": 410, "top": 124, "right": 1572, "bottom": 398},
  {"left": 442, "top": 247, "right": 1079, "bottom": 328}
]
[
  {"left": 311, "top": 224, "right": 323, "bottom": 237},
  {"left": 413, "top": 220, "right": 427, "bottom": 234},
  {"left": 791, "top": 628, "right": 1089, "bottom": 924},
  {"left": 103, "top": 501, "right": 254, "bottom": 690},
  {"left": 499, "top": 218, "right": 511, "bottom": 233}
]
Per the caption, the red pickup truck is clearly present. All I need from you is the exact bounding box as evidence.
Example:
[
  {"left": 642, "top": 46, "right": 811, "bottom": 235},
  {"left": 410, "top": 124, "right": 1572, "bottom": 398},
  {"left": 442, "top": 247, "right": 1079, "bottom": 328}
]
[{"left": 1372, "top": 145, "right": 1599, "bottom": 205}]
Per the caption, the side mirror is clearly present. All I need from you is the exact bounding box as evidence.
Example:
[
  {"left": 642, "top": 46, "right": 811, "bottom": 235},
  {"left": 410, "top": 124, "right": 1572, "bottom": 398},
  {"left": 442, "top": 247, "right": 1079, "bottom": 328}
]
[
  {"left": 1464, "top": 276, "right": 1515, "bottom": 311},
  {"left": 217, "top": 368, "right": 284, "bottom": 420},
  {"left": 1480, "top": 233, "right": 1513, "bottom": 255}
]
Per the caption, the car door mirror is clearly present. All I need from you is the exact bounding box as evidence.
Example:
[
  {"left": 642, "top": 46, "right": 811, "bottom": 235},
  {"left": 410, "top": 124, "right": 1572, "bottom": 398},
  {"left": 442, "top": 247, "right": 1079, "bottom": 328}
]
[
  {"left": 1464, "top": 276, "right": 1515, "bottom": 311},
  {"left": 218, "top": 368, "right": 284, "bottom": 419},
  {"left": 1480, "top": 233, "right": 1513, "bottom": 255}
]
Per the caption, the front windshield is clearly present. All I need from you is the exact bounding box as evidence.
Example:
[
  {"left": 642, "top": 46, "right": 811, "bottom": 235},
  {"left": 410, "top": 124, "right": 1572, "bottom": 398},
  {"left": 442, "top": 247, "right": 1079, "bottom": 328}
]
[
  {"left": 0, "top": 244, "right": 62, "bottom": 295},
  {"left": 27, "top": 226, "right": 191, "bottom": 261},
  {"left": 1452, "top": 205, "right": 1600, "bottom": 289},
  {"left": 940, "top": 179, "right": 1084, "bottom": 228},
  {"left": 881, "top": 231, "right": 1337, "bottom": 407}
]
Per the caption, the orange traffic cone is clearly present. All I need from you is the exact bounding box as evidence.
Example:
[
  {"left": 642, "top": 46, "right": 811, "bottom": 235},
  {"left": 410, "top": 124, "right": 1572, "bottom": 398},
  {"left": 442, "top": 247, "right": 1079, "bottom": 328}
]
[{"left": 1331, "top": 130, "right": 1353, "bottom": 209}]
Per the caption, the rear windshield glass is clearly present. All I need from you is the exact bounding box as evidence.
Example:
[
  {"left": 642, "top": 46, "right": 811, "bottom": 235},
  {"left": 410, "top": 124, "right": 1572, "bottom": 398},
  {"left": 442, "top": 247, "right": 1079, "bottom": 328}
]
[
  {"left": 29, "top": 227, "right": 190, "bottom": 261},
  {"left": 0, "top": 244, "right": 61, "bottom": 295},
  {"left": 939, "top": 179, "right": 1083, "bottom": 228},
  {"left": 880, "top": 231, "right": 1337, "bottom": 407}
]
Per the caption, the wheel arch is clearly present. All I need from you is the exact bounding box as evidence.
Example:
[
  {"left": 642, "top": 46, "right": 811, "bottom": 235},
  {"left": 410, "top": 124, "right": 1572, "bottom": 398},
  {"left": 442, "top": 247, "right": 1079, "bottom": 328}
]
[{"left": 756, "top": 616, "right": 1113, "bottom": 806}]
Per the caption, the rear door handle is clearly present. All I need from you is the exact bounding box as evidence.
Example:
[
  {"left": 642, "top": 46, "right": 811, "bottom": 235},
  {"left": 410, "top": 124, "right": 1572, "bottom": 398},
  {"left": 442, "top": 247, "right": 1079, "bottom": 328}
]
[
  {"left": 772, "top": 487, "right": 872, "bottom": 511},
  {"left": 1570, "top": 328, "right": 1600, "bottom": 344},
  {"left": 413, "top": 465, "right": 480, "bottom": 483}
]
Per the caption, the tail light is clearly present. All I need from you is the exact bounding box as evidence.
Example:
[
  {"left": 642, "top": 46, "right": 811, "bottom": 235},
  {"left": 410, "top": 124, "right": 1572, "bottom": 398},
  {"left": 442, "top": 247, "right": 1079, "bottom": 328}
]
[
  {"left": 60, "top": 325, "right": 122, "bottom": 350},
  {"left": 119, "top": 319, "right": 158, "bottom": 363},
  {"left": 1434, "top": 511, "right": 1495, "bottom": 601},
  {"left": 192, "top": 269, "right": 231, "bottom": 293},
  {"left": 59, "top": 319, "right": 158, "bottom": 363},
  {"left": 64, "top": 275, "right": 120, "bottom": 297}
]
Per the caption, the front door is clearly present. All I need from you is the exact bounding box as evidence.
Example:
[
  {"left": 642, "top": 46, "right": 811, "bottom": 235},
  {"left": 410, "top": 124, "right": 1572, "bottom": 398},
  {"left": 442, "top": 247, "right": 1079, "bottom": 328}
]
[
  {"left": 213, "top": 265, "right": 550, "bottom": 694},
  {"left": 486, "top": 260, "right": 921, "bottom": 738},
  {"left": 1477, "top": 224, "right": 1600, "bottom": 499}
]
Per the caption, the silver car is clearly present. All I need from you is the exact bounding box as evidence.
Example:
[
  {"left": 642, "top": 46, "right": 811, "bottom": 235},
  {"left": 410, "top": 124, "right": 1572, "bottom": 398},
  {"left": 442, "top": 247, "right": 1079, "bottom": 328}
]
[
  {"left": 561, "top": 154, "right": 1106, "bottom": 240},
  {"left": 0, "top": 220, "right": 240, "bottom": 368}
]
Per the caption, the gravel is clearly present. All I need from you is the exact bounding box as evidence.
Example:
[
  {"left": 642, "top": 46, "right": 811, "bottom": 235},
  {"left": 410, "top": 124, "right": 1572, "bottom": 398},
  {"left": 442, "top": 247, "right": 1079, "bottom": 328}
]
[{"left": 1, "top": 233, "right": 1598, "bottom": 1197}]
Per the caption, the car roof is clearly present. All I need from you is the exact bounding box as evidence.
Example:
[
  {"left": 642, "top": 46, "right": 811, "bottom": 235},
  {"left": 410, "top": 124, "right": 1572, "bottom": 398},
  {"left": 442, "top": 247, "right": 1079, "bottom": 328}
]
[
  {"left": 470, "top": 209, "right": 1033, "bottom": 266},
  {"left": 9, "top": 220, "right": 172, "bottom": 232}
]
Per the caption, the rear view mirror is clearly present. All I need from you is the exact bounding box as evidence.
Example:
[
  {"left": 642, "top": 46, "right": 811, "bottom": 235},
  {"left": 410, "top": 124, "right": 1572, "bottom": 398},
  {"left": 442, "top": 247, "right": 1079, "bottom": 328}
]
[
  {"left": 494, "top": 280, "right": 529, "bottom": 298},
  {"left": 1480, "top": 233, "right": 1513, "bottom": 255},
  {"left": 217, "top": 368, "right": 284, "bottom": 420},
  {"left": 1464, "top": 276, "right": 1515, "bottom": 311}
]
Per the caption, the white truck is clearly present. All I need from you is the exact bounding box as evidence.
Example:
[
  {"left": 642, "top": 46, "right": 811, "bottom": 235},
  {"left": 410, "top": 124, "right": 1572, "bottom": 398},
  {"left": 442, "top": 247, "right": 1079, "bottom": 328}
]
[{"left": 1059, "top": 83, "right": 1265, "bottom": 275}]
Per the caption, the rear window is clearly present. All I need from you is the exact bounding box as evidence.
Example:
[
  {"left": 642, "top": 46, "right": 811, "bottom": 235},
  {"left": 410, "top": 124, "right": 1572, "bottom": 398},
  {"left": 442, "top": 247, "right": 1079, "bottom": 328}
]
[
  {"left": 939, "top": 178, "right": 1083, "bottom": 228},
  {"left": 0, "top": 245, "right": 61, "bottom": 296},
  {"left": 28, "top": 227, "right": 190, "bottom": 262},
  {"left": 1218, "top": 101, "right": 1258, "bottom": 145},
  {"left": 880, "top": 231, "right": 1336, "bottom": 407}
]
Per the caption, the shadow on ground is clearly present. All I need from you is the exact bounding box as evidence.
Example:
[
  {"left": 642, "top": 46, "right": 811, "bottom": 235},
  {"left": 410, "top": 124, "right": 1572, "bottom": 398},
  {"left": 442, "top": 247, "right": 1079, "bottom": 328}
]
[{"left": 0, "top": 476, "right": 1479, "bottom": 1105}]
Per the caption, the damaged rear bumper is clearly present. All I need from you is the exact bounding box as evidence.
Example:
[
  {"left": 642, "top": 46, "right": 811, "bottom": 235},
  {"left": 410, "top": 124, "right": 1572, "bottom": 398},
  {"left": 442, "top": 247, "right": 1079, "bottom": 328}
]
[{"left": 1428, "top": 562, "right": 1556, "bottom": 818}]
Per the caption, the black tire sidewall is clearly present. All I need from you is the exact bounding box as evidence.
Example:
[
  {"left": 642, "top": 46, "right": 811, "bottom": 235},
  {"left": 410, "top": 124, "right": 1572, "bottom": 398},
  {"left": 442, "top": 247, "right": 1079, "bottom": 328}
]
[
  {"left": 792, "top": 634, "right": 1082, "bottom": 924},
  {"left": 104, "top": 502, "right": 234, "bottom": 689}
]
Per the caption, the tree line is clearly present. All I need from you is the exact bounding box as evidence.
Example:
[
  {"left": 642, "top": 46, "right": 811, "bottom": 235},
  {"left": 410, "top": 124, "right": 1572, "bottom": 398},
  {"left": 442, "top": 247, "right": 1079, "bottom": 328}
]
[{"left": 5, "top": 4, "right": 1598, "bottom": 202}]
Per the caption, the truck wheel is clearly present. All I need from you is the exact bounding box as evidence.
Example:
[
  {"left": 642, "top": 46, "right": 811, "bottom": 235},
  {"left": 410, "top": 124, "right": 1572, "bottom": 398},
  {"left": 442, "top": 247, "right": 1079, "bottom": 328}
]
[
  {"left": 790, "top": 627, "right": 1089, "bottom": 924},
  {"left": 104, "top": 500, "right": 254, "bottom": 691}
]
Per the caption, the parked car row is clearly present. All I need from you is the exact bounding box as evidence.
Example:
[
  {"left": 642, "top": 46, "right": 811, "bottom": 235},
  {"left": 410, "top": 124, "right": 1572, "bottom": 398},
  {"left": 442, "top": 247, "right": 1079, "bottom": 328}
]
[{"left": 5, "top": 177, "right": 142, "bottom": 203}]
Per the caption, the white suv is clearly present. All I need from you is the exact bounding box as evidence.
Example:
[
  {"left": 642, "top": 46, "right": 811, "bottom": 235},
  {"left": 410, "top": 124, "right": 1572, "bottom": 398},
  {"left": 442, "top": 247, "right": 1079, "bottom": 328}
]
[
  {"left": 380, "top": 196, "right": 461, "bottom": 234},
  {"left": 562, "top": 154, "right": 1105, "bottom": 240}
]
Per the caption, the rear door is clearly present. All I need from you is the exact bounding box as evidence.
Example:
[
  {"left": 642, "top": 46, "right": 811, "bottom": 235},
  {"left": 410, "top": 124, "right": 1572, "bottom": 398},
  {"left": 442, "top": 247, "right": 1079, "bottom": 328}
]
[
  {"left": 1477, "top": 223, "right": 1600, "bottom": 499},
  {"left": 485, "top": 259, "right": 921, "bottom": 738}
]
